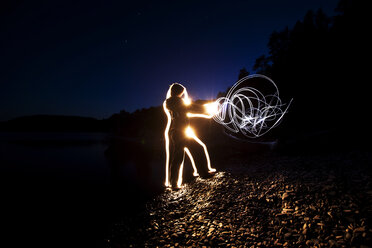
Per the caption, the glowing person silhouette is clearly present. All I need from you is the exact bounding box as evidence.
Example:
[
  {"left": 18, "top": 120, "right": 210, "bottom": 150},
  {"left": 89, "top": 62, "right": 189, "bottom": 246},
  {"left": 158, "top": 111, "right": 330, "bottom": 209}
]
[{"left": 163, "top": 83, "right": 216, "bottom": 189}]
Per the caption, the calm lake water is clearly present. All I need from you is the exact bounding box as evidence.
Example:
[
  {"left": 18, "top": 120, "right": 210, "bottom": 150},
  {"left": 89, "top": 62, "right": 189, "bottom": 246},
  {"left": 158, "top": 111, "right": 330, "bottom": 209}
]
[{"left": 0, "top": 132, "right": 163, "bottom": 247}]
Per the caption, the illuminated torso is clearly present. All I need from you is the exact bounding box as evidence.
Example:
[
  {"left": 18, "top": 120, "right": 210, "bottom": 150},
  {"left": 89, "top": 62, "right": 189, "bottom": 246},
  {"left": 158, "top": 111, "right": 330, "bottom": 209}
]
[{"left": 166, "top": 96, "right": 189, "bottom": 131}]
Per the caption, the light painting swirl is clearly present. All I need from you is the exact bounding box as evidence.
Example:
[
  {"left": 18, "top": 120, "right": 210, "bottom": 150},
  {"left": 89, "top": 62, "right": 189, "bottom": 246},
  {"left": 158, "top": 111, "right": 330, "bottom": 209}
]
[{"left": 212, "top": 74, "right": 292, "bottom": 138}]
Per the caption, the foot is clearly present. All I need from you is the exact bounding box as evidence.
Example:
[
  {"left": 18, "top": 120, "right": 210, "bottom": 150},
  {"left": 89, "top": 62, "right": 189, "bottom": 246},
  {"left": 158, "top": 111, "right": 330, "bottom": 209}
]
[{"left": 172, "top": 185, "right": 183, "bottom": 191}]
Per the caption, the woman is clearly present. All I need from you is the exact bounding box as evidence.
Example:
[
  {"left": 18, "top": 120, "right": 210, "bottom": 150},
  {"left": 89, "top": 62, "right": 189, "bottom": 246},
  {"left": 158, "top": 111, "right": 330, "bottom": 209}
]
[{"left": 163, "top": 83, "right": 216, "bottom": 189}]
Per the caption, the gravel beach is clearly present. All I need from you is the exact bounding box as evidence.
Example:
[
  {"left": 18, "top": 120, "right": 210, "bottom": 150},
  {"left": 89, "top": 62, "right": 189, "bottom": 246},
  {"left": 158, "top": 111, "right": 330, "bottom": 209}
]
[{"left": 107, "top": 149, "right": 372, "bottom": 247}]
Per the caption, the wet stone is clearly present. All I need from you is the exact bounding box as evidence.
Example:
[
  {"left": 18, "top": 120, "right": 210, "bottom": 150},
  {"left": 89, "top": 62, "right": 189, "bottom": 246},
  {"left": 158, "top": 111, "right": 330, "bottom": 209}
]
[{"left": 284, "top": 232, "right": 292, "bottom": 239}]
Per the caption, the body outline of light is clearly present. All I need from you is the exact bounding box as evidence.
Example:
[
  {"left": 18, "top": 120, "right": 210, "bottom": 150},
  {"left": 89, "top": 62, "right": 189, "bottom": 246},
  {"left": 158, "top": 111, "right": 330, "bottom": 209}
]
[
  {"left": 177, "top": 147, "right": 199, "bottom": 188},
  {"left": 186, "top": 113, "right": 212, "bottom": 118},
  {"left": 164, "top": 75, "right": 289, "bottom": 188},
  {"left": 184, "top": 147, "right": 199, "bottom": 177},
  {"left": 163, "top": 85, "right": 215, "bottom": 188},
  {"left": 184, "top": 126, "right": 216, "bottom": 173},
  {"left": 163, "top": 100, "right": 172, "bottom": 187},
  {"left": 176, "top": 152, "right": 185, "bottom": 188}
]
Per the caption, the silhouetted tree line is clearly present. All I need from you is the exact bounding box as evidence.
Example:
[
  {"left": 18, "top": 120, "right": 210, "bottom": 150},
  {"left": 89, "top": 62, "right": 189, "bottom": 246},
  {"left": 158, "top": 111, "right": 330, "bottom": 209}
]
[
  {"left": 0, "top": 115, "right": 108, "bottom": 132},
  {"left": 250, "top": 0, "right": 368, "bottom": 136},
  {"left": 107, "top": 107, "right": 166, "bottom": 142}
]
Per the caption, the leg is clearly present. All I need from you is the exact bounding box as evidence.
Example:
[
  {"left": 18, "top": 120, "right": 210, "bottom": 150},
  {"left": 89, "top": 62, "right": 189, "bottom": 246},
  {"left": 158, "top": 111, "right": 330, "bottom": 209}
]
[
  {"left": 188, "top": 129, "right": 216, "bottom": 173},
  {"left": 184, "top": 147, "right": 199, "bottom": 177},
  {"left": 170, "top": 146, "right": 185, "bottom": 188},
  {"left": 169, "top": 130, "right": 186, "bottom": 188}
]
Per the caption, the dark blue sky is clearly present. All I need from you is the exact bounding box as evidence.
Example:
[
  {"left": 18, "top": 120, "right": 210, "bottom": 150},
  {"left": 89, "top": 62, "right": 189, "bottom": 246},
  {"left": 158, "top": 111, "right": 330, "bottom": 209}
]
[{"left": 0, "top": 0, "right": 339, "bottom": 121}]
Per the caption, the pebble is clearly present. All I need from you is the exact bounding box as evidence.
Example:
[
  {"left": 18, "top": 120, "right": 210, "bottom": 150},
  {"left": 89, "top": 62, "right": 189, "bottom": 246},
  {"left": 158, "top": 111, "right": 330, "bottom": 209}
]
[
  {"left": 107, "top": 151, "right": 372, "bottom": 247},
  {"left": 282, "top": 192, "right": 289, "bottom": 200}
]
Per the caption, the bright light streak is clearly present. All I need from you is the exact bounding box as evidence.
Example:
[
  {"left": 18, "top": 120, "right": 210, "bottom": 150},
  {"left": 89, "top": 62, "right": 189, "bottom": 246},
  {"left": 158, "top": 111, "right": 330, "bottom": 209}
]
[
  {"left": 177, "top": 147, "right": 199, "bottom": 188},
  {"left": 185, "top": 126, "right": 216, "bottom": 173},
  {"left": 186, "top": 113, "right": 212, "bottom": 119},
  {"left": 204, "top": 102, "right": 219, "bottom": 116},
  {"left": 176, "top": 156, "right": 185, "bottom": 188},
  {"left": 212, "top": 74, "right": 292, "bottom": 138},
  {"left": 186, "top": 101, "right": 217, "bottom": 119},
  {"left": 184, "top": 147, "right": 199, "bottom": 177},
  {"left": 182, "top": 87, "right": 192, "bottom": 105},
  {"left": 164, "top": 75, "right": 290, "bottom": 188},
  {"left": 183, "top": 97, "right": 191, "bottom": 106},
  {"left": 185, "top": 126, "right": 195, "bottom": 138},
  {"left": 163, "top": 94, "right": 172, "bottom": 187}
]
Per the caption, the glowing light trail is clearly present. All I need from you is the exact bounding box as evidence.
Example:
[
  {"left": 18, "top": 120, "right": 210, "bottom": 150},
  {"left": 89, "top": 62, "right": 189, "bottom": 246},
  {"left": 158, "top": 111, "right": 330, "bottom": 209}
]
[
  {"left": 213, "top": 74, "right": 292, "bottom": 138},
  {"left": 163, "top": 100, "right": 172, "bottom": 188},
  {"left": 184, "top": 147, "right": 199, "bottom": 177},
  {"left": 163, "top": 75, "right": 290, "bottom": 189},
  {"left": 177, "top": 147, "right": 199, "bottom": 188},
  {"left": 185, "top": 126, "right": 216, "bottom": 173},
  {"left": 164, "top": 85, "right": 215, "bottom": 189}
]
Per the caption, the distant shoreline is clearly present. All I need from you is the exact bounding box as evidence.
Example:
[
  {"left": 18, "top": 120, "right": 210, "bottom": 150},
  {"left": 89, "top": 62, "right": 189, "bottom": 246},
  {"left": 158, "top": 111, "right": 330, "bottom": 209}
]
[{"left": 0, "top": 114, "right": 111, "bottom": 133}]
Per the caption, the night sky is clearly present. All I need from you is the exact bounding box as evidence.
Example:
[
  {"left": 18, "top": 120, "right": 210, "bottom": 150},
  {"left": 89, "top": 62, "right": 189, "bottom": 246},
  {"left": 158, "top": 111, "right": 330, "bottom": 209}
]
[{"left": 0, "top": 0, "right": 339, "bottom": 121}]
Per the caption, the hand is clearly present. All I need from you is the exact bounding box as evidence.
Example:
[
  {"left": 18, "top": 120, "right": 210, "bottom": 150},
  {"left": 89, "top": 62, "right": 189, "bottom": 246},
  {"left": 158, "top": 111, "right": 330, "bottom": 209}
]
[{"left": 203, "top": 101, "right": 219, "bottom": 116}]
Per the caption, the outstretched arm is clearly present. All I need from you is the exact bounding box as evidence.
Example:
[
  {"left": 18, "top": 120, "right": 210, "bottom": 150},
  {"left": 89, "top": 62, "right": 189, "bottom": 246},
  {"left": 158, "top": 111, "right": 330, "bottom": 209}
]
[
  {"left": 187, "top": 112, "right": 212, "bottom": 119},
  {"left": 187, "top": 101, "right": 218, "bottom": 119}
]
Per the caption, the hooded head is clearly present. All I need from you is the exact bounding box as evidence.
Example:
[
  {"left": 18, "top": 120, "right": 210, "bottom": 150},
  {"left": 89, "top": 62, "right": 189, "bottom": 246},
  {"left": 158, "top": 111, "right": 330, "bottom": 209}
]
[
  {"left": 170, "top": 83, "right": 185, "bottom": 97},
  {"left": 166, "top": 82, "right": 186, "bottom": 99}
]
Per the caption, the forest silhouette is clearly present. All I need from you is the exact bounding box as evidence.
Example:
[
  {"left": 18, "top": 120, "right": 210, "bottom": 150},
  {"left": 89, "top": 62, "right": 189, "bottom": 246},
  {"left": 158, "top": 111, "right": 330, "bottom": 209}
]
[{"left": 252, "top": 0, "right": 368, "bottom": 136}]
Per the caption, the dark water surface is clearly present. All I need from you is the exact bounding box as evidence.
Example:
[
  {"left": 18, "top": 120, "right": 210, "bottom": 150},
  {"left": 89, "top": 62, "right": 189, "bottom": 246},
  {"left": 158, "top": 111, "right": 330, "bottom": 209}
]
[{"left": 0, "top": 132, "right": 163, "bottom": 247}]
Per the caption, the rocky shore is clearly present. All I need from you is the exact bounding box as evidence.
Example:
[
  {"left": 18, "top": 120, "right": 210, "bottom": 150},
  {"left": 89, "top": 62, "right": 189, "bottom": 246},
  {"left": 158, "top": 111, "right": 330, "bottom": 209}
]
[{"left": 107, "top": 150, "right": 372, "bottom": 247}]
